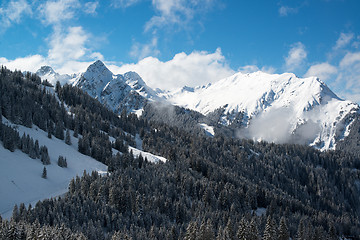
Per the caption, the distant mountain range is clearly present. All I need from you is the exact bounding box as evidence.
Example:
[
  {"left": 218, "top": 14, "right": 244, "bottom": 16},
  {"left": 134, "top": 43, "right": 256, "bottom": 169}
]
[{"left": 36, "top": 60, "right": 360, "bottom": 151}]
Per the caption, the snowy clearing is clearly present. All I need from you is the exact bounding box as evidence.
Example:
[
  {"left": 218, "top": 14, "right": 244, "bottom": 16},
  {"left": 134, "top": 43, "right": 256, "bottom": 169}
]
[{"left": 0, "top": 118, "right": 107, "bottom": 219}]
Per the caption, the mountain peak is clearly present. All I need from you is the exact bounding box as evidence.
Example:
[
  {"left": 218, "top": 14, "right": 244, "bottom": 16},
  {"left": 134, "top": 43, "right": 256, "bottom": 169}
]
[
  {"left": 36, "top": 66, "right": 57, "bottom": 77},
  {"left": 86, "top": 60, "right": 111, "bottom": 73},
  {"left": 83, "top": 60, "right": 113, "bottom": 82}
]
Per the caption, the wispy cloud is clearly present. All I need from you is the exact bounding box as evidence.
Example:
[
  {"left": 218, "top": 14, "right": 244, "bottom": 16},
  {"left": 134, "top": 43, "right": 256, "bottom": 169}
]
[
  {"left": 278, "top": 6, "right": 297, "bottom": 17},
  {"left": 284, "top": 42, "right": 307, "bottom": 72},
  {"left": 0, "top": 0, "right": 32, "bottom": 31},
  {"left": 130, "top": 37, "right": 160, "bottom": 60},
  {"left": 304, "top": 32, "right": 360, "bottom": 103},
  {"left": 112, "top": 0, "right": 141, "bottom": 8},
  {"left": 339, "top": 51, "right": 360, "bottom": 68},
  {"left": 84, "top": 1, "right": 99, "bottom": 15},
  {"left": 238, "top": 65, "right": 276, "bottom": 74},
  {"left": 336, "top": 51, "right": 360, "bottom": 102},
  {"left": 145, "top": 0, "right": 217, "bottom": 32},
  {"left": 333, "top": 32, "right": 354, "bottom": 50},
  {"left": 110, "top": 48, "right": 234, "bottom": 90}
]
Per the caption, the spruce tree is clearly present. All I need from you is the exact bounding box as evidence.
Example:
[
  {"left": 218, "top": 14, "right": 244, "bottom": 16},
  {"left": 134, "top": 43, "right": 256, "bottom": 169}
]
[
  {"left": 57, "top": 155, "right": 67, "bottom": 168},
  {"left": 184, "top": 221, "right": 198, "bottom": 240},
  {"left": 248, "top": 217, "right": 259, "bottom": 240},
  {"left": 237, "top": 217, "right": 249, "bottom": 240},
  {"left": 42, "top": 167, "right": 47, "bottom": 179},
  {"left": 278, "top": 216, "right": 290, "bottom": 240},
  {"left": 40, "top": 146, "right": 50, "bottom": 165},
  {"left": 296, "top": 218, "right": 306, "bottom": 240},
  {"left": 263, "top": 216, "right": 277, "bottom": 240},
  {"left": 198, "top": 219, "right": 215, "bottom": 240},
  {"left": 65, "top": 129, "right": 71, "bottom": 145}
]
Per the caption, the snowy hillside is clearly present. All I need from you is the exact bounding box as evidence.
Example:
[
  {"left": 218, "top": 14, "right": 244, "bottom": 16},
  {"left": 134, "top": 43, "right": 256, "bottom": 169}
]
[
  {"left": 162, "top": 71, "right": 359, "bottom": 150},
  {"left": 0, "top": 117, "right": 107, "bottom": 219}
]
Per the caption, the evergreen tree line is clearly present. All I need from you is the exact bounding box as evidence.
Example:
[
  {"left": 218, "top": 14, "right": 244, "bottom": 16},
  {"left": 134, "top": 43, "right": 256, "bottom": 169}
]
[
  {"left": 0, "top": 215, "right": 86, "bottom": 239},
  {"left": 0, "top": 120, "right": 51, "bottom": 165}
]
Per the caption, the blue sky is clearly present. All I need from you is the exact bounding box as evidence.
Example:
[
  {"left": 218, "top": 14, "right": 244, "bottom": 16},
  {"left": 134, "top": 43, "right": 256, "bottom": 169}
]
[{"left": 1, "top": 0, "right": 360, "bottom": 102}]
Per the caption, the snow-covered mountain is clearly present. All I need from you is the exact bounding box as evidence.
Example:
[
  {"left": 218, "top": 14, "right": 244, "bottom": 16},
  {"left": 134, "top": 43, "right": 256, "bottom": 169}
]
[
  {"left": 162, "top": 71, "right": 359, "bottom": 150},
  {"left": 36, "top": 66, "right": 79, "bottom": 85},
  {"left": 36, "top": 62, "right": 360, "bottom": 150},
  {"left": 37, "top": 61, "right": 159, "bottom": 115}
]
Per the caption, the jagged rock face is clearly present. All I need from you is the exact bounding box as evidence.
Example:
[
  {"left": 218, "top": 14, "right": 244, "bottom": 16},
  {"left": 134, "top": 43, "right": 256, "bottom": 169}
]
[
  {"left": 162, "top": 71, "right": 360, "bottom": 150},
  {"left": 73, "top": 60, "right": 157, "bottom": 115}
]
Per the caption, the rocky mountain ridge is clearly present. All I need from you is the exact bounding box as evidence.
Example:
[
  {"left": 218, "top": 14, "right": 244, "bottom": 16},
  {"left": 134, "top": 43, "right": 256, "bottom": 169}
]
[{"left": 36, "top": 61, "right": 360, "bottom": 150}]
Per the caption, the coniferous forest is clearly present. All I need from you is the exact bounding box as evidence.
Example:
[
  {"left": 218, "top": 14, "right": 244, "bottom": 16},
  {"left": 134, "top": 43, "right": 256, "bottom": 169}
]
[{"left": 1, "top": 66, "right": 360, "bottom": 239}]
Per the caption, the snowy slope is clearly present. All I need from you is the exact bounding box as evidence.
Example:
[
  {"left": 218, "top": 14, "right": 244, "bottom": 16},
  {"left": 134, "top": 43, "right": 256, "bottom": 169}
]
[
  {"left": 0, "top": 117, "right": 107, "bottom": 219},
  {"left": 162, "top": 71, "right": 359, "bottom": 150}
]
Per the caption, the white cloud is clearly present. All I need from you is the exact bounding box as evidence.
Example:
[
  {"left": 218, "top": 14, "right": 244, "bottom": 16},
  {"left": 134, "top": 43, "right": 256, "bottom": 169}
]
[
  {"left": 84, "top": 1, "right": 99, "bottom": 15},
  {"left": 304, "top": 62, "right": 338, "bottom": 81},
  {"left": 333, "top": 32, "right": 354, "bottom": 50},
  {"left": 110, "top": 48, "right": 234, "bottom": 90},
  {"left": 38, "top": 0, "right": 80, "bottom": 25},
  {"left": 48, "top": 26, "right": 89, "bottom": 66},
  {"left": 55, "top": 60, "right": 94, "bottom": 74},
  {"left": 130, "top": 37, "right": 160, "bottom": 60},
  {"left": 0, "top": 0, "right": 32, "bottom": 30},
  {"left": 278, "top": 6, "right": 297, "bottom": 17},
  {"left": 112, "top": 0, "right": 142, "bottom": 8},
  {"left": 0, "top": 23, "right": 103, "bottom": 75},
  {"left": 145, "top": 0, "right": 216, "bottom": 31},
  {"left": 284, "top": 42, "right": 307, "bottom": 72},
  {"left": 0, "top": 55, "right": 47, "bottom": 72}
]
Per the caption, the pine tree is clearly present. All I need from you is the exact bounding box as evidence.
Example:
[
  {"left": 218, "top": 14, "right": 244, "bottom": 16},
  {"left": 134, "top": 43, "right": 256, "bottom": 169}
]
[
  {"left": 184, "top": 221, "right": 198, "bottom": 240},
  {"left": 198, "top": 219, "right": 215, "bottom": 240},
  {"left": 42, "top": 167, "right": 47, "bottom": 179},
  {"left": 55, "top": 120, "right": 64, "bottom": 140},
  {"left": 34, "top": 140, "right": 40, "bottom": 158},
  {"left": 237, "top": 217, "right": 249, "bottom": 240},
  {"left": 328, "top": 222, "right": 337, "bottom": 240},
  {"left": 12, "top": 204, "right": 19, "bottom": 222},
  {"left": 296, "top": 218, "right": 306, "bottom": 240},
  {"left": 57, "top": 155, "right": 67, "bottom": 168},
  {"left": 65, "top": 129, "right": 71, "bottom": 145},
  {"left": 40, "top": 146, "right": 50, "bottom": 165},
  {"left": 47, "top": 121, "right": 53, "bottom": 139},
  {"left": 278, "top": 216, "right": 289, "bottom": 240},
  {"left": 248, "top": 217, "right": 259, "bottom": 240},
  {"left": 263, "top": 216, "right": 277, "bottom": 240},
  {"left": 223, "top": 219, "right": 235, "bottom": 240}
]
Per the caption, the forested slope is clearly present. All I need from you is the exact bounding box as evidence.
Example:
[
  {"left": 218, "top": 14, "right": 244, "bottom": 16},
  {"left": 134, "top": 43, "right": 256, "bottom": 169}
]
[{"left": 0, "top": 66, "right": 360, "bottom": 239}]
